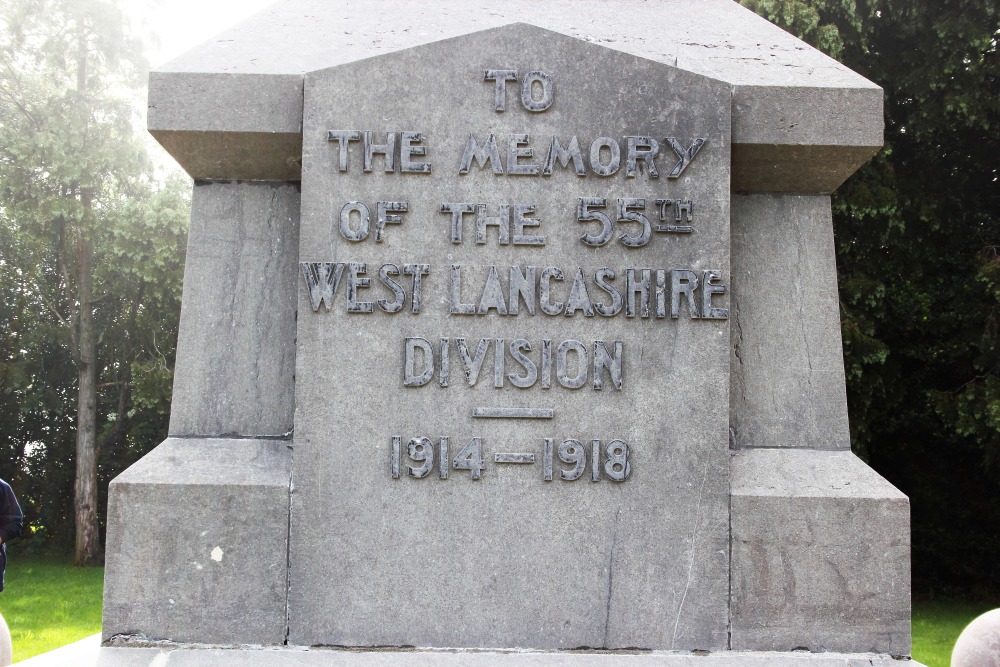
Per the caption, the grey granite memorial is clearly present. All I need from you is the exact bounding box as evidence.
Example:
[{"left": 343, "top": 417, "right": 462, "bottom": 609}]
[{"left": 94, "top": 1, "right": 921, "bottom": 665}]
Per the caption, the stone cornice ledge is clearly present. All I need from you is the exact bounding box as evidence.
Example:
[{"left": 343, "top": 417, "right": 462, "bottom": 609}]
[{"left": 148, "top": 0, "right": 882, "bottom": 193}]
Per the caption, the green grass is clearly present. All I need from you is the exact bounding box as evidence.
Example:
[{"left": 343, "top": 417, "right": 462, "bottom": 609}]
[
  {"left": 912, "top": 599, "right": 997, "bottom": 667},
  {"left": 0, "top": 555, "right": 103, "bottom": 663},
  {"left": 0, "top": 555, "right": 993, "bottom": 665}
]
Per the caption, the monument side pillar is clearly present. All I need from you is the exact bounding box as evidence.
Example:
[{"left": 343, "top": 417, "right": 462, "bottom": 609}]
[
  {"left": 102, "top": 181, "right": 299, "bottom": 643},
  {"left": 728, "top": 136, "right": 911, "bottom": 653}
]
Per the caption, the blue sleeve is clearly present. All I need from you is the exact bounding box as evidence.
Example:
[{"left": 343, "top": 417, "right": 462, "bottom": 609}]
[{"left": 0, "top": 481, "right": 23, "bottom": 542}]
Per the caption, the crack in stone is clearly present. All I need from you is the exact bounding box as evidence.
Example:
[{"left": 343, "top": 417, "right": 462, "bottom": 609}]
[
  {"left": 283, "top": 442, "right": 294, "bottom": 645},
  {"left": 671, "top": 459, "right": 711, "bottom": 648},
  {"left": 603, "top": 506, "right": 621, "bottom": 648}
]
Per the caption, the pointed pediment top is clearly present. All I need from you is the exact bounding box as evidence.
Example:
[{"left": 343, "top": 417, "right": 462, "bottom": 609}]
[
  {"left": 158, "top": 0, "right": 876, "bottom": 91},
  {"left": 149, "top": 0, "right": 883, "bottom": 192}
]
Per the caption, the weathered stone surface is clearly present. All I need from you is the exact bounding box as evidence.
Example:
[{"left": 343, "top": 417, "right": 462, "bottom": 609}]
[
  {"left": 730, "top": 448, "right": 910, "bottom": 654},
  {"left": 289, "top": 24, "right": 731, "bottom": 650},
  {"left": 731, "top": 144, "right": 880, "bottom": 194},
  {"left": 102, "top": 438, "right": 291, "bottom": 644},
  {"left": 168, "top": 181, "right": 299, "bottom": 437},
  {"left": 730, "top": 86, "right": 882, "bottom": 193},
  {"left": 148, "top": 73, "right": 303, "bottom": 181},
  {"left": 730, "top": 194, "right": 851, "bottom": 450},
  {"left": 952, "top": 609, "right": 1000, "bottom": 667},
  {"left": 152, "top": 131, "right": 303, "bottom": 183},
  {"left": 17, "top": 644, "right": 930, "bottom": 667},
  {"left": 149, "top": 0, "right": 881, "bottom": 192}
]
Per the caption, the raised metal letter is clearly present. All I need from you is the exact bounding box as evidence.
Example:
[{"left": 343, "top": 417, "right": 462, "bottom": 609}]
[
  {"left": 377, "top": 263, "right": 405, "bottom": 313},
  {"left": 671, "top": 269, "right": 700, "bottom": 318},
  {"left": 665, "top": 137, "right": 706, "bottom": 179},
  {"left": 558, "top": 440, "right": 586, "bottom": 481},
  {"left": 507, "top": 134, "right": 540, "bottom": 176},
  {"left": 476, "top": 204, "right": 511, "bottom": 245},
  {"left": 508, "top": 339, "right": 538, "bottom": 388},
  {"left": 577, "top": 198, "right": 613, "bottom": 246},
  {"left": 457, "top": 338, "right": 490, "bottom": 385},
  {"left": 441, "top": 203, "right": 476, "bottom": 244},
  {"left": 459, "top": 134, "right": 504, "bottom": 174},
  {"left": 347, "top": 262, "right": 373, "bottom": 313},
  {"left": 509, "top": 265, "right": 537, "bottom": 315},
  {"left": 403, "top": 337, "right": 434, "bottom": 387},
  {"left": 363, "top": 131, "right": 396, "bottom": 173},
  {"left": 403, "top": 264, "right": 429, "bottom": 314},
  {"left": 406, "top": 437, "right": 434, "bottom": 478},
  {"left": 564, "top": 268, "right": 595, "bottom": 317},
  {"left": 327, "top": 130, "right": 360, "bottom": 172},
  {"left": 400, "top": 131, "right": 432, "bottom": 173},
  {"left": 484, "top": 69, "right": 518, "bottom": 111},
  {"left": 512, "top": 205, "right": 545, "bottom": 245},
  {"left": 543, "top": 136, "right": 586, "bottom": 176},
  {"left": 339, "top": 202, "right": 370, "bottom": 242},
  {"left": 478, "top": 266, "right": 509, "bottom": 315},
  {"left": 521, "top": 71, "right": 554, "bottom": 112},
  {"left": 556, "top": 340, "right": 588, "bottom": 389},
  {"left": 625, "top": 136, "right": 660, "bottom": 178},
  {"left": 589, "top": 137, "right": 621, "bottom": 177},
  {"left": 593, "top": 340, "right": 624, "bottom": 390},
  {"left": 701, "top": 270, "right": 729, "bottom": 320},
  {"left": 301, "top": 262, "right": 345, "bottom": 312},
  {"left": 617, "top": 198, "right": 651, "bottom": 247},
  {"left": 375, "top": 201, "right": 408, "bottom": 242},
  {"left": 539, "top": 267, "right": 565, "bottom": 316},
  {"left": 449, "top": 265, "right": 476, "bottom": 315}
]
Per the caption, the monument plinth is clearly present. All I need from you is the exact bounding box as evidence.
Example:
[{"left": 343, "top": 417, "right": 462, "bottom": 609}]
[{"left": 97, "top": 1, "right": 919, "bottom": 665}]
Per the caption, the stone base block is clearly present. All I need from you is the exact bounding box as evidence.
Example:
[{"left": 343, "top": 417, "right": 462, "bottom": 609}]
[
  {"left": 19, "top": 645, "right": 928, "bottom": 667},
  {"left": 102, "top": 438, "right": 292, "bottom": 645},
  {"left": 730, "top": 449, "right": 911, "bottom": 654}
]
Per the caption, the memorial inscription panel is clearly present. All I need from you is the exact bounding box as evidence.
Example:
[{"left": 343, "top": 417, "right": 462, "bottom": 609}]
[{"left": 290, "top": 25, "right": 732, "bottom": 650}]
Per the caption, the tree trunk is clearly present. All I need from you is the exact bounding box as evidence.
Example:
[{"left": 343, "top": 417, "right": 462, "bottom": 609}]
[
  {"left": 73, "top": 34, "right": 101, "bottom": 567},
  {"left": 74, "top": 198, "right": 101, "bottom": 567}
]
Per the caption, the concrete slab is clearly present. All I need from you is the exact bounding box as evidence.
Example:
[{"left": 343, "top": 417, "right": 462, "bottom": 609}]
[
  {"left": 103, "top": 438, "right": 292, "bottom": 644},
  {"left": 15, "top": 642, "right": 930, "bottom": 667},
  {"left": 15, "top": 635, "right": 98, "bottom": 666},
  {"left": 730, "top": 449, "right": 911, "bottom": 654}
]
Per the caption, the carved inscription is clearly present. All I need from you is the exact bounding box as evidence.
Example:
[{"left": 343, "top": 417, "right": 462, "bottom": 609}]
[
  {"left": 302, "top": 263, "right": 728, "bottom": 320},
  {"left": 306, "top": 67, "right": 727, "bottom": 483},
  {"left": 458, "top": 133, "right": 704, "bottom": 178},
  {"left": 402, "top": 338, "right": 623, "bottom": 390},
  {"left": 391, "top": 436, "right": 631, "bottom": 482}
]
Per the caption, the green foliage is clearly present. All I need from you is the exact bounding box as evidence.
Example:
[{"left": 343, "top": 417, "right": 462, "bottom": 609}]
[
  {"left": 0, "top": 0, "right": 189, "bottom": 554},
  {"left": 0, "top": 556, "right": 104, "bottom": 662},
  {"left": 741, "top": 0, "right": 1000, "bottom": 597},
  {"left": 740, "top": 0, "right": 863, "bottom": 59},
  {"left": 912, "top": 601, "right": 999, "bottom": 667}
]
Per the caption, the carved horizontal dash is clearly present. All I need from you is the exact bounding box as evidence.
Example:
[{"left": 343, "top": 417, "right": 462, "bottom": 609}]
[
  {"left": 494, "top": 453, "right": 536, "bottom": 464},
  {"left": 472, "top": 407, "right": 554, "bottom": 419}
]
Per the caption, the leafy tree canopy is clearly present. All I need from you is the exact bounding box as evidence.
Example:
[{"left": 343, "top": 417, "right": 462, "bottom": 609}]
[
  {"left": 742, "top": 0, "right": 1000, "bottom": 597},
  {"left": 0, "top": 0, "right": 188, "bottom": 563}
]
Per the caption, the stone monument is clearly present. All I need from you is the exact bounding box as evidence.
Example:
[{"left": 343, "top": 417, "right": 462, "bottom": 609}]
[{"left": 97, "top": 1, "right": 921, "bottom": 665}]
